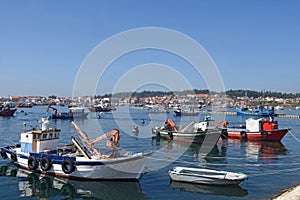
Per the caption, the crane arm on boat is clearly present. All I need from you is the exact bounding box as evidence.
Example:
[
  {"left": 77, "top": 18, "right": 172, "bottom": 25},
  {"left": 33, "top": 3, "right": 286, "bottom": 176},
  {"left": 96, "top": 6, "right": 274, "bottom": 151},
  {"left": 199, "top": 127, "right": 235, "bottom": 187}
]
[
  {"left": 71, "top": 121, "right": 101, "bottom": 156},
  {"left": 214, "top": 121, "right": 229, "bottom": 128},
  {"left": 46, "top": 103, "right": 58, "bottom": 115},
  {"left": 71, "top": 121, "right": 120, "bottom": 156},
  {"left": 90, "top": 129, "right": 120, "bottom": 147},
  {"left": 166, "top": 119, "right": 178, "bottom": 132}
]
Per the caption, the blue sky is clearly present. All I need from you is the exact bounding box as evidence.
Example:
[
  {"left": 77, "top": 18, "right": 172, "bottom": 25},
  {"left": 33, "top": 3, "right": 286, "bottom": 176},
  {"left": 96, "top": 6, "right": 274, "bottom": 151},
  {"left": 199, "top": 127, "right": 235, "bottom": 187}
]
[{"left": 0, "top": 1, "right": 299, "bottom": 97}]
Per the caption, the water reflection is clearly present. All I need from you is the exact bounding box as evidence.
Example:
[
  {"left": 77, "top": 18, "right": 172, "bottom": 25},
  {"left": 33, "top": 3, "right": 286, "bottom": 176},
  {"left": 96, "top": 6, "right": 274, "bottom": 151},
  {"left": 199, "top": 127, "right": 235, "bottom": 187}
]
[
  {"left": 0, "top": 163, "right": 146, "bottom": 200},
  {"left": 224, "top": 139, "right": 288, "bottom": 161},
  {"left": 169, "top": 181, "right": 248, "bottom": 197},
  {"left": 151, "top": 137, "right": 226, "bottom": 162}
]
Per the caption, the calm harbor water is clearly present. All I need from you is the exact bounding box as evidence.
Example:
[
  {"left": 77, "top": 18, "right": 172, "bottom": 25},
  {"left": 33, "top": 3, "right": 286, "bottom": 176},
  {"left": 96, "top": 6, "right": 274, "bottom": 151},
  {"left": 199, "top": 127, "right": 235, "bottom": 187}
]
[{"left": 1, "top": 106, "right": 300, "bottom": 200}]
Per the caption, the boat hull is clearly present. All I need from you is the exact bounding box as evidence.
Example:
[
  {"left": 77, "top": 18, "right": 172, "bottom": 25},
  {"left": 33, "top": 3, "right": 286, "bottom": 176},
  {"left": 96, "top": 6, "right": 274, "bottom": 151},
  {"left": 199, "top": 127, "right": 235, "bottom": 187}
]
[
  {"left": 51, "top": 112, "right": 89, "bottom": 120},
  {"left": 0, "top": 108, "right": 17, "bottom": 116},
  {"left": 1, "top": 147, "right": 151, "bottom": 181},
  {"left": 236, "top": 108, "right": 274, "bottom": 116},
  {"left": 89, "top": 107, "right": 111, "bottom": 112},
  {"left": 157, "top": 128, "right": 221, "bottom": 143},
  {"left": 226, "top": 128, "right": 289, "bottom": 141}
]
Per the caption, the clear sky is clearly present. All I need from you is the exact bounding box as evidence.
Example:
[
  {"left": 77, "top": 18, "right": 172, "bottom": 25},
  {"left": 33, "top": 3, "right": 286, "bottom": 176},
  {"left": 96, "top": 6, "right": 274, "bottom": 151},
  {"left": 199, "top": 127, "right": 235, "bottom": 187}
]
[{"left": 0, "top": 0, "right": 299, "bottom": 97}]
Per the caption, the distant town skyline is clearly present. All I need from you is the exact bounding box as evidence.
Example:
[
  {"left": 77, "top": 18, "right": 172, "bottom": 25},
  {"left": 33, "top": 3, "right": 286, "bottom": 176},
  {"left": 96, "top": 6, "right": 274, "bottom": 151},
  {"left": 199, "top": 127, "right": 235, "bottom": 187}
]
[{"left": 1, "top": 1, "right": 299, "bottom": 97}]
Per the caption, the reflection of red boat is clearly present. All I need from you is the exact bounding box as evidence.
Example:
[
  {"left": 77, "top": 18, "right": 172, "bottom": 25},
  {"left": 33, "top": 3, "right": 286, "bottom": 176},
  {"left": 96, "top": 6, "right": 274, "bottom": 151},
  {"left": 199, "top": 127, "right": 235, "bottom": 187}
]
[
  {"left": 226, "top": 139, "right": 287, "bottom": 160},
  {"left": 226, "top": 118, "right": 290, "bottom": 141}
]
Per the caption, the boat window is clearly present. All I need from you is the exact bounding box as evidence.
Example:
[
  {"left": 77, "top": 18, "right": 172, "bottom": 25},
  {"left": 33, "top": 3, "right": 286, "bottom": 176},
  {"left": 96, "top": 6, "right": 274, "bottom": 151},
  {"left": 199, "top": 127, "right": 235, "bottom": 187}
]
[
  {"left": 42, "top": 133, "right": 48, "bottom": 139},
  {"left": 37, "top": 134, "right": 41, "bottom": 139},
  {"left": 49, "top": 133, "right": 53, "bottom": 139},
  {"left": 33, "top": 134, "right": 36, "bottom": 139}
]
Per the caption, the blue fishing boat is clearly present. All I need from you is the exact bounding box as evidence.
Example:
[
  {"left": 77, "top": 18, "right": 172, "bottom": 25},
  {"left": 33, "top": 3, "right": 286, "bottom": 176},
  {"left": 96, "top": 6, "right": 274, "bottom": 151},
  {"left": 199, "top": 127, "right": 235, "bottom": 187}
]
[
  {"left": 46, "top": 104, "right": 88, "bottom": 120},
  {"left": 173, "top": 107, "right": 181, "bottom": 117},
  {"left": 236, "top": 106, "right": 274, "bottom": 116}
]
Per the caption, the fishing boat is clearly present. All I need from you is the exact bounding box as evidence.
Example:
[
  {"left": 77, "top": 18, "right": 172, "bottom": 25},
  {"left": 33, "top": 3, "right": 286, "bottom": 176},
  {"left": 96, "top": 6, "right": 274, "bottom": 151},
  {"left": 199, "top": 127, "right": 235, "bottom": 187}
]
[
  {"left": 173, "top": 107, "right": 181, "bottom": 117},
  {"left": 0, "top": 105, "right": 17, "bottom": 117},
  {"left": 46, "top": 103, "right": 73, "bottom": 119},
  {"left": 168, "top": 166, "right": 248, "bottom": 185},
  {"left": 226, "top": 118, "right": 290, "bottom": 141},
  {"left": 152, "top": 118, "right": 221, "bottom": 143},
  {"left": 88, "top": 104, "right": 112, "bottom": 112},
  {"left": 46, "top": 104, "right": 88, "bottom": 119},
  {"left": 0, "top": 119, "right": 151, "bottom": 180},
  {"left": 17, "top": 102, "right": 33, "bottom": 108},
  {"left": 89, "top": 99, "right": 112, "bottom": 112},
  {"left": 50, "top": 112, "right": 73, "bottom": 120},
  {"left": 236, "top": 106, "right": 275, "bottom": 116},
  {"left": 69, "top": 106, "right": 89, "bottom": 118}
]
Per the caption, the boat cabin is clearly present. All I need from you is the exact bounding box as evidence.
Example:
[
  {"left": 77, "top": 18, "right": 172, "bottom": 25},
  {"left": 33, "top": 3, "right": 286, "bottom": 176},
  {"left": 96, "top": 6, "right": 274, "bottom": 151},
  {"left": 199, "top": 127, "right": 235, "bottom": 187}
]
[
  {"left": 20, "top": 128, "right": 61, "bottom": 153},
  {"left": 193, "top": 121, "right": 208, "bottom": 132},
  {"left": 246, "top": 118, "right": 278, "bottom": 132}
]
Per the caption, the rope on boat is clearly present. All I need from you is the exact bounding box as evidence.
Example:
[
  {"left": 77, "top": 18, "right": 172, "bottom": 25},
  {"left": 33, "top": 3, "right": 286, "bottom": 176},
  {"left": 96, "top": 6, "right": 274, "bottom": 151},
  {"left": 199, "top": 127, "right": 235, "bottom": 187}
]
[
  {"left": 147, "top": 155, "right": 300, "bottom": 177},
  {"left": 151, "top": 145, "right": 300, "bottom": 161},
  {"left": 287, "top": 130, "right": 300, "bottom": 143},
  {"left": 147, "top": 151, "right": 300, "bottom": 167},
  {"left": 250, "top": 167, "right": 300, "bottom": 177},
  {"left": 201, "top": 162, "right": 300, "bottom": 167},
  {"left": 146, "top": 150, "right": 300, "bottom": 178},
  {"left": 0, "top": 137, "right": 18, "bottom": 148}
]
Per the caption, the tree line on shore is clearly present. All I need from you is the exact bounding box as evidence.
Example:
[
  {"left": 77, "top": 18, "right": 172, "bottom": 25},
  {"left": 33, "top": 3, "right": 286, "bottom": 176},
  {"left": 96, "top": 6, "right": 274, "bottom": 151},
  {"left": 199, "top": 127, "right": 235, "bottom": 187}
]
[{"left": 92, "top": 89, "right": 300, "bottom": 99}]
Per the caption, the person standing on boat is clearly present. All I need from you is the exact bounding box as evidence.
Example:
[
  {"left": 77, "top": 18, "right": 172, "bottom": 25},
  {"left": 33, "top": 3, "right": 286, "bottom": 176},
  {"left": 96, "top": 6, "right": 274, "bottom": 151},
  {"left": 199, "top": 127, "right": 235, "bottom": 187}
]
[{"left": 215, "top": 121, "right": 229, "bottom": 139}]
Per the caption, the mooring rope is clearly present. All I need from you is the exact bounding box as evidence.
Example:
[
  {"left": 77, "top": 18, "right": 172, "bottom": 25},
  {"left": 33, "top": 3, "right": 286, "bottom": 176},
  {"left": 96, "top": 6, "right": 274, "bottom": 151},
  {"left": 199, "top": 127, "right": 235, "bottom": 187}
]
[{"left": 287, "top": 130, "right": 300, "bottom": 143}]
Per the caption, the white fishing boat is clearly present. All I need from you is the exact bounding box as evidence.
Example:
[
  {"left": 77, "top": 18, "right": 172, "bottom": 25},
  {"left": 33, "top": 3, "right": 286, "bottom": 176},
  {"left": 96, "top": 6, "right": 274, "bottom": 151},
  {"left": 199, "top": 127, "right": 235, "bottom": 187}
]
[
  {"left": 169, "top": 167, "right": 247, "bottom": 185},
  {"left": 0, "top": 119, "right": 151, "bottom": 180},
  {"left": 69, "top": 106, "right": 89, "bottom": 118}
]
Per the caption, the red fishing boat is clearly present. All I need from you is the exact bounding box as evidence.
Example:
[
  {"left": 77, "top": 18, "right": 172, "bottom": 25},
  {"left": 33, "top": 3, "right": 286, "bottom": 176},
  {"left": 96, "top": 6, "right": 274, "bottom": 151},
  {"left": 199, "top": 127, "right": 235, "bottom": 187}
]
[
  {"left": 226, "top": 118, "right": 290, "bottom": 142},
  {"left": 0, "top": 106, "right": 17, "bottom": 117}
]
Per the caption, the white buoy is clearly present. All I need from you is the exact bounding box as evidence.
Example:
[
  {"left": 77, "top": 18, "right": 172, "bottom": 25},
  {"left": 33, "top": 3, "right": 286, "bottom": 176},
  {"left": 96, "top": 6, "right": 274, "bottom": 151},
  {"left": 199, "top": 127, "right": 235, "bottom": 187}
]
[{"left": 132, "top": 126, "right": 139, "bottom": 136}]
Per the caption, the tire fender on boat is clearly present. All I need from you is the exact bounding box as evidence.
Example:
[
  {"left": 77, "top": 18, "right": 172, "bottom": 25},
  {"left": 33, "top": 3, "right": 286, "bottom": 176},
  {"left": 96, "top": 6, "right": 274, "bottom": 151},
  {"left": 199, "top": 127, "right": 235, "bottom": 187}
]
[
  {"left": 28, "top": 156, "right": 39, "bottom": 170},
  {"left": 11, "top": 153, "right": 17, "bottom": 162},
  {"left": 40, "top": 157, "right": 52, "bottom": 171},
  {"left": 240, "top": 131, "right": 247, "bottom": 140},
  {"left": 0, "top": 150, "right": 8, "bottom": 159},
  {"left": 168, "top": 132, "right": 173, "bottom": 140},
  {"left": 261, "top": 131, "right": 268, "bottom": 137},
  {"left": 62, "top": 159, "right": 75, "bottom": 174}
]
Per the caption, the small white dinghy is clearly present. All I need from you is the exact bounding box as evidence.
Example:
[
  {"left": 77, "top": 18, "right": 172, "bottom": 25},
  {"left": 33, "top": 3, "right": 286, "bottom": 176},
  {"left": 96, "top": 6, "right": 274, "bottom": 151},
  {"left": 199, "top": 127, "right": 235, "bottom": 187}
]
[{"left": 169, "top": 167, "right": 247, "bottom": 185}]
